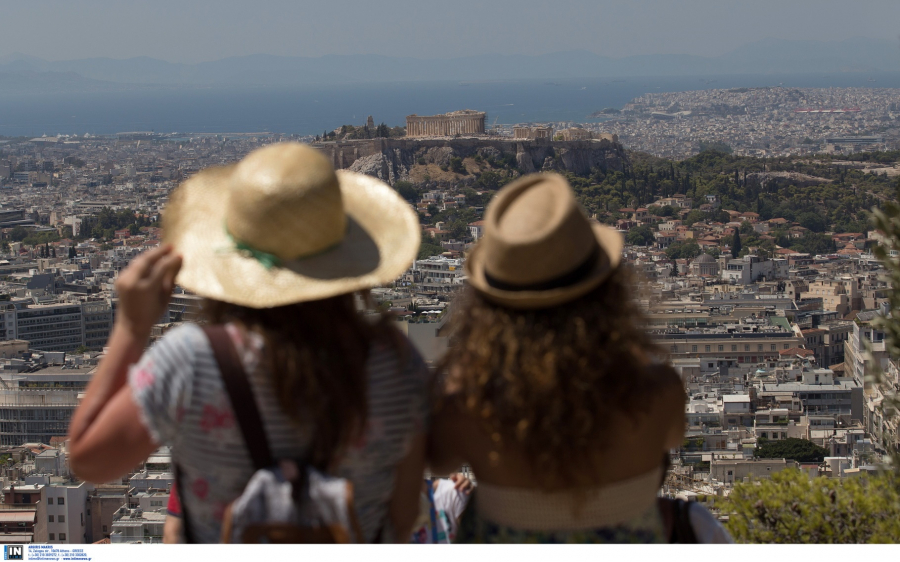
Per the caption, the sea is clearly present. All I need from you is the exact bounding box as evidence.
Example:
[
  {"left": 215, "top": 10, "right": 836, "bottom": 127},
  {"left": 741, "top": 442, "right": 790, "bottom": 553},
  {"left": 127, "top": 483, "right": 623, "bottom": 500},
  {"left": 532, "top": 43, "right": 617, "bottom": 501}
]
[{"left": 2, "top": 72, "right": 900, "bottom": 138}]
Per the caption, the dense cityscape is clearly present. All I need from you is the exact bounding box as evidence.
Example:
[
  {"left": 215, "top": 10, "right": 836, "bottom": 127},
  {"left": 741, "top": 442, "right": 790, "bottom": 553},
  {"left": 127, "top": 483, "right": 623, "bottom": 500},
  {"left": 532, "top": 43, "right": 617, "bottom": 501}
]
[
  {"left": 587, "top": 86, "right": 900, "bottom": 159},
  {"left": 0, "top": 85, "right": 898, "bottom": 544}
]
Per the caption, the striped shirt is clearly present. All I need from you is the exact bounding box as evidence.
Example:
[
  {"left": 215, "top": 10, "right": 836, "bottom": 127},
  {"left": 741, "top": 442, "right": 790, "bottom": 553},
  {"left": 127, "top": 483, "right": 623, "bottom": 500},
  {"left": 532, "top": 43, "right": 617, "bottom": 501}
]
[{"left": 129, "top": 322, "right": 432, "bottom": 543}]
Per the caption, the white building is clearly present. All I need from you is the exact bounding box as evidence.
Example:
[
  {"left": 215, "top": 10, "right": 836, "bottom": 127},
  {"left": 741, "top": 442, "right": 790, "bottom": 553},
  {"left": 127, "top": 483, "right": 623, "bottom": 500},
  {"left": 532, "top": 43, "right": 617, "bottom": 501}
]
[
  {"left": 109, "top": 507, "right": 166, "bottom": 544},
  {"left": 0, "top": 366, "right": 90, "bottom": 446},
  {"left": 721, "top": 256, "right": 788, "bottom": 284},
  {"left": 410, "top": 256, "right": 465, "bottom": 294},
  {"left": 36, "top": 481, "right": 93, "bottom": 544}
]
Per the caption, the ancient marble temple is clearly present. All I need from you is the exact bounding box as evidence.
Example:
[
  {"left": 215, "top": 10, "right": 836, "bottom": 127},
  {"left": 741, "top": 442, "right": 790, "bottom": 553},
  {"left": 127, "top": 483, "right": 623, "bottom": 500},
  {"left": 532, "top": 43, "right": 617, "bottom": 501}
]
[{"left": 406, "top": 110, "right": 486, "bottom": 137}]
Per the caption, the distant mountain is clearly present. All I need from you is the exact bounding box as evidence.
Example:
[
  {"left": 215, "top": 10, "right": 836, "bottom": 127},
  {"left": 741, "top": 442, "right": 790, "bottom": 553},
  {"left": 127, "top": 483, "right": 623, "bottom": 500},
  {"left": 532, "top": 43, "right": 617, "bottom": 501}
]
[{"left": 0, "top": 37, "right": 897, "bottom": 90}]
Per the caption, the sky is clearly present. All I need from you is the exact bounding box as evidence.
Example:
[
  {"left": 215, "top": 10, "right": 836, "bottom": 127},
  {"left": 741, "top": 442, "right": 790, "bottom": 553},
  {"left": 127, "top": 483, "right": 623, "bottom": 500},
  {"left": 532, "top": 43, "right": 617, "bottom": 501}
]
[{"left": 2, "top": 0, "right": 899, "bottom": 63}]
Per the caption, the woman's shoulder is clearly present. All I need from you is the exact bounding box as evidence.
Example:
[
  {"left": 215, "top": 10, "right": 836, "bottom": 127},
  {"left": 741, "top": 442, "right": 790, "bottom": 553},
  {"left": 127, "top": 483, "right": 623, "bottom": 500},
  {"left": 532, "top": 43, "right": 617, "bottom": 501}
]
[
  {"left": 156, "top": 322, "right": 207, "bottom": 345},
  {"left": 687, "top": 502, "right": 734, "bottom": 544}
]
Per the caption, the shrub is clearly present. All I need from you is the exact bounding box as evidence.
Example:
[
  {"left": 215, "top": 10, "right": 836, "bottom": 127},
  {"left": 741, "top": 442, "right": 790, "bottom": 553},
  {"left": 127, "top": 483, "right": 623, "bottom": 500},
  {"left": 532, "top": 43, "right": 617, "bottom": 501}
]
[{"left": 716, "top": 469, "right": 900, "bottom": 543}]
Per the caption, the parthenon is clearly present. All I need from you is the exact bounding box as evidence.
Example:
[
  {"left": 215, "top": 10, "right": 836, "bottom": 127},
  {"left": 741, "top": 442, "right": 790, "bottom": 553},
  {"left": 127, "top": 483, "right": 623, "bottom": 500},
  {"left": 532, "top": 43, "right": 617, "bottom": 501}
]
[{"left": 406, "top": 110, "right": 486, "bottom": 137}]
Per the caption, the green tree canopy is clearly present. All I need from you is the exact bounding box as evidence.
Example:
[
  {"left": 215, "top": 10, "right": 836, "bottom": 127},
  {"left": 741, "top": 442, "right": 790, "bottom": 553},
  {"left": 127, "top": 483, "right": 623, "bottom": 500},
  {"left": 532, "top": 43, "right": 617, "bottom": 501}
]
[
  {"left": 665, "top": 239, "right": 701, "bottom": 260},
  {"left": 716, "top": 469, "right": 900, "bottom": 543},
  {"left": 626, "top": 225, "right": 654, "bottom": 246},
  {"left": 755, "top": 438, "right": 829, "bottom": 463},
  {"left": 417, "top": 242, "right": 444, "bottom": 260},
  {"left": 393, "top": 180, "right": 418, "bottom": 202},
  {"left": 799, "top": 211, "right": 827, "bottom": 233},
  {"left": 791, "top": 232, "right": 834, "bottom": 255}
]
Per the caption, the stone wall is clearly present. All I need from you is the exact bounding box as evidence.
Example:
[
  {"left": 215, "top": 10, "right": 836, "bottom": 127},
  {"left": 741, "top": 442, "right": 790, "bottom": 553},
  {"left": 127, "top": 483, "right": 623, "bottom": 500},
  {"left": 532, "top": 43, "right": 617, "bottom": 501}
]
[{"left": 312, "top": 137, "right": 627, "bottom": 184}]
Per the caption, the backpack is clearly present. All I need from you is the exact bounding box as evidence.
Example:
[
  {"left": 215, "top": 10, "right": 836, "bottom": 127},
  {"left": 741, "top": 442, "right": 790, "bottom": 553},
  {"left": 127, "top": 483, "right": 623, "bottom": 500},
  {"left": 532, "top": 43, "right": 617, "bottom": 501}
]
[{"left": 175, "top": 325, "right": 366, "bottom": 544}]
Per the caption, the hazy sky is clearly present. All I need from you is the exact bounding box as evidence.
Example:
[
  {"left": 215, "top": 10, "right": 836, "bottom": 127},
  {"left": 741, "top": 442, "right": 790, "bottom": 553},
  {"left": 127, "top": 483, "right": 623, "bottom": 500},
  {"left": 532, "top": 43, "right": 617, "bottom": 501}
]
[{"left": 3, "top": 0, "right": 899, "bottom": 63}]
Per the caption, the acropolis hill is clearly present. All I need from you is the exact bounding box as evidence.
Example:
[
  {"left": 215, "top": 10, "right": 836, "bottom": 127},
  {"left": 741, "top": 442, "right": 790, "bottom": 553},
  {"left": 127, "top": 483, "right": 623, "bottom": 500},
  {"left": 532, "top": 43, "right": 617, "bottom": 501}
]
[{"left": 313, "top": 136, "right": 627, "bottom": 184}]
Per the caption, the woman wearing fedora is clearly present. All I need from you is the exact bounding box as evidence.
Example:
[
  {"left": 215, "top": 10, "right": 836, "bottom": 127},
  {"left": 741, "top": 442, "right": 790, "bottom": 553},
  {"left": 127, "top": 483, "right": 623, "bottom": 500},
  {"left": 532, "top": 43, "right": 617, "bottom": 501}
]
[
  {"left": 429, "top": 173, "right": 689, "bottom": 543},
  {"left": 67, "top": 143, "right": 431, "bottom": 542}
]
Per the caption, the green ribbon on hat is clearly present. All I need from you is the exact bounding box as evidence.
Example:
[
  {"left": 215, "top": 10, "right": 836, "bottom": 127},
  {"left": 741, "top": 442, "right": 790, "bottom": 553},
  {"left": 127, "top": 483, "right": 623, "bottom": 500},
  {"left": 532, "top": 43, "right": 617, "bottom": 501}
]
[{"left": 225, "top": 225, "right": 282, "bottom": 270}]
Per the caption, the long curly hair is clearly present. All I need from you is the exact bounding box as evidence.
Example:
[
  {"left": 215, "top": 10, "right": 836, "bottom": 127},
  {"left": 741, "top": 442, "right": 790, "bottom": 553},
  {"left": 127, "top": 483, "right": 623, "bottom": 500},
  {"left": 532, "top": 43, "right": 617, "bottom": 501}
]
[
  {"left": 202, "top": 293, "right": 399, "bottom": 472},
  {"left": 440, "top": 266, "right": 676, "bottom": 489}
]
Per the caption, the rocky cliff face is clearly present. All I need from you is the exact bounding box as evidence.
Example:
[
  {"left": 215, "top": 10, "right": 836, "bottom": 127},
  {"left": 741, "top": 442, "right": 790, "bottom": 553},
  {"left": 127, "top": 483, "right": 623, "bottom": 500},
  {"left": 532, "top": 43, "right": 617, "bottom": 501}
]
[{"left": 314, "top": 137, "right": 627, "bottom": 184}]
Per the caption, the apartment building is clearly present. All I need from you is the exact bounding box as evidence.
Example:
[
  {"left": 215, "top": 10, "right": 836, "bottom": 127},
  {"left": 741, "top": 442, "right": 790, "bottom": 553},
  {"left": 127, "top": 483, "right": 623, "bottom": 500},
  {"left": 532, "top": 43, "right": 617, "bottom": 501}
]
[
  {"left": 0, "top": 367, "right": 90, "bottom": 446},
  {"left": 801, "top": 278, "right": 860, "bottom": 316},
  {"left": 0, "top": 303, "right": 18, "bottom": 341},
  {"left": 1, "top": 300, "right": 115, "bottom": 353},
  {"left": 109, "top": 507, "right": 166, "bottom": 544},
  {"left": 721, "top": 256, "right": 789, "bottom": 284},
  {"left": 82, "top": 300, "right": 113, "bottom": 350},
  {"left": 86, "top": 485, "right": 128, "bottom": 544},
  {"left": 35, "top": 481, "right": 92, "bottom": 544},
  {"left": 654, "top": 323, "right": 804, "bottom": 371},
  {"left": 410, "top": 256, "right": 465, "bottom": 294},
  {"left": 14, "top": 303, "right": 83, "bottom": 352},
  {"left": 756, "top": 379, "right": 863, "bottom": 422},
  {"left": 844, "top": 310, "right": 889, "bottom": 385}
]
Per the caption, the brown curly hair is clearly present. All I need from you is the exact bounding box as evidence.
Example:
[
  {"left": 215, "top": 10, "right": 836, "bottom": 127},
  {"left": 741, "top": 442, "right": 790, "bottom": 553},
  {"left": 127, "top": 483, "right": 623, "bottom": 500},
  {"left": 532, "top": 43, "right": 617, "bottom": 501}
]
[
  {"left": 202, "top": 293, "right": 402, "bottom": 472},
  {"left": 440, "top": 265, "right": 677, "bottom": 489}
]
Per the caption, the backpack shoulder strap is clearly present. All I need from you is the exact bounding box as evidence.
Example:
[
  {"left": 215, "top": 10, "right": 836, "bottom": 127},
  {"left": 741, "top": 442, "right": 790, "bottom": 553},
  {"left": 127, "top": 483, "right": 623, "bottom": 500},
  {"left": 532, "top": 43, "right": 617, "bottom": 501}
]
[
  {"left": 174, "top": 463, "right": 194, "bottom": 543},
  {"left": 671, "top": 499, "right": 698, "bottom": 544},
  {"left": 203, "top": 325, "right": 275, "bottom": 470}
]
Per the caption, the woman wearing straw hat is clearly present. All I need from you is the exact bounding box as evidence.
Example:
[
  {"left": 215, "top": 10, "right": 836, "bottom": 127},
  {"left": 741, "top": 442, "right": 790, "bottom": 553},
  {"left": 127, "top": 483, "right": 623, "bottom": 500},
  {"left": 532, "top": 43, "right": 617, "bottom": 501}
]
[
  {"left": 430, "top": 173, "right": 687, "bottom": 543},
  {"left": 67, "top": 143, "right": 431, "bottom": 543}
]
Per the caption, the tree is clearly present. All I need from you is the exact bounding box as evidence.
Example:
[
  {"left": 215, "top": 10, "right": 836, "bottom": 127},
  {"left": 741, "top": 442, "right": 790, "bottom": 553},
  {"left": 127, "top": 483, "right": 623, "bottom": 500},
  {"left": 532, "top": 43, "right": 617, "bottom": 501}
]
[
  {"left": 731, "top": 229, "right": 742, "bottom": 259},
  {"left": 791, "top": 232, "right": 833, "bottom": 255},
  {"left": 649, "top": 205, "right": 676, "bottom": 217},
  {"left": 449, "top": 157, "right": 466, "bottom": 175},
  {"left": 799, "top": 211, "right": 827, "bottom": 233},
  {"left": 417, "top": 242, "right": 444, "bottom": 260},
  {"left": 665, "top": 239, "right": 701, "bottom": 260},
  {"left": 460, "top": 188, "right": 482, "bottom": 207},
  {"left": 447, "top": 220, "right": 470, "bottom": 240},
  {"left": 683, "top": 209, "right": 706, "bottom": 226},
  {"left": 626, "top": 225, "right": 654, "bottom": 246},
  {"left": 755, "top": 438, "right": 829, "bottom": 463},
  {"left": 9, "top": 226, "right": 28, "bottom": 241},
  {"left": 715, "top": 469, "right": 900, "bottom": 543},
  {"left": 393, "top": 180, "right": 417, "bottom": 202}
]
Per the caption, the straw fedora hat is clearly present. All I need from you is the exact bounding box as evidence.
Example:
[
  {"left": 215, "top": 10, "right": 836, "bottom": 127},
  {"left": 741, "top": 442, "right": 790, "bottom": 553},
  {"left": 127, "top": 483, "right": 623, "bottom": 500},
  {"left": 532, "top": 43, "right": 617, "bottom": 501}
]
[
  {"left": 465, "top": 173, "right": 622, "bottom": 310},
  {"left": 162, "top": 142, "right": 419, "bottom": 308}
]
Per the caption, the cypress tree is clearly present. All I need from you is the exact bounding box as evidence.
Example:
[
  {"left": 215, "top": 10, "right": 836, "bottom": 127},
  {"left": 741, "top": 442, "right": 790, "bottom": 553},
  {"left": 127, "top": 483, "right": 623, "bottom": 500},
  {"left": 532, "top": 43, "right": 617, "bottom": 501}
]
[{"left": 731, "top": 229, "right": 742, "bottom": 259}]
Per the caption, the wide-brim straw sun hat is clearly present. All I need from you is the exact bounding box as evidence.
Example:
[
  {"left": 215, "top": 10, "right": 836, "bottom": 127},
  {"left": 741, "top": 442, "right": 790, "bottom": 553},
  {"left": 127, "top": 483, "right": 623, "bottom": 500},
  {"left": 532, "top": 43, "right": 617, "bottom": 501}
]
[
  {"left": 465, "top": 172, "right": 623, "bottom": 310},
  {"left": 163, "top": 142, "right": 420, "bottom": 308}
]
